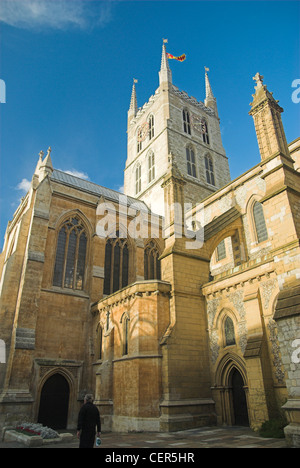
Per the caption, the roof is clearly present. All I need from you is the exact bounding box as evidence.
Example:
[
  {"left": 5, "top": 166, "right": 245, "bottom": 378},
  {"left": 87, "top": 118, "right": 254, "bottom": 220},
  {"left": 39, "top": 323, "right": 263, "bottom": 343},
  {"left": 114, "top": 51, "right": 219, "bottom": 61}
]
[
  {"left": 51, "top": 169, "right": 149, "bottom": 212},
  {"left": 274, "top": 285, "right": 300, "bottom": 320}
]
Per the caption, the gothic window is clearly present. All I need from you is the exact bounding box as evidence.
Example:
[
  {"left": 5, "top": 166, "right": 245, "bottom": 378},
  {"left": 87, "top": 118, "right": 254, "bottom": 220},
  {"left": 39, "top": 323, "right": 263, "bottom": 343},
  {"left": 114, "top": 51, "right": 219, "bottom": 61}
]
[
  {"left": 148, "top": 114, "right": 154, "bottom": 140},
  {"left": 103, "top": 232, "right": 129, "bottom": 295},
  {"left": 183, "top": 109, "right": 191, "bottom": 135},
  {"left": 253, "top": 201, "right": 268, "bottom": 243},
  {"left": 148, "top": 151, "right": 155, "bottom": 183},
  {"left": 97, "top": 325, "right": 103, "bottom": 360},
  {"left": 135, "top": 163, "right": 142, "bottom": 194},
  {"left": 216, "top": 239, "right": 226, "bottom": 261},
  {"left": 144, "top": 241, "right": 161, "bottom": 280},
  {"left": 204, "top": 154, "right": 215, "bottom": 186},
  {"left": 202, "top": 120, "right": 210, "bottom": 144},
  {"left": 123, "top": 316, "right": 130, "bottom": 356},
  {"left": 224, "top": 316, "right": 236, "bottom": 346},
  {"left": 186, "top": 146, "right": 197, "bottom": 177},
  {"left": 53, "top": 216, "right": 87, "bottom": 290}
]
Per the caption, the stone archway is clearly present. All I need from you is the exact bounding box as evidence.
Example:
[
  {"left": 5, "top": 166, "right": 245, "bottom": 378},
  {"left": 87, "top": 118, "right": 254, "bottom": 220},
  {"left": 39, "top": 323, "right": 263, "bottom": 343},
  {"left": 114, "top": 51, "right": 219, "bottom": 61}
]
[
  {"left": 38, "top": 373, "right": 70, "bottom": 429},
  {"left": 215, "top": 354, "right": 250, "bottom": 427}
]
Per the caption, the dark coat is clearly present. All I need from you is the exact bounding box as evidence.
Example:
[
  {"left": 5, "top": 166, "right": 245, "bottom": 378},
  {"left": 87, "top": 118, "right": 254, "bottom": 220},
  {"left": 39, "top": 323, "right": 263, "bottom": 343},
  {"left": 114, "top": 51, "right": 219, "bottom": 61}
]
[{"left": 77, "top": 401, "right": 101, "bottom": 448}]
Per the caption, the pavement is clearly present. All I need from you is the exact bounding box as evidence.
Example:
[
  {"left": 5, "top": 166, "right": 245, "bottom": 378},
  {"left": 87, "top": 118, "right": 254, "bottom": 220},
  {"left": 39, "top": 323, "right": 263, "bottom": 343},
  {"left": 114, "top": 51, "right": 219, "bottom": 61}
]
[{"left": 0, "top": 426, "right": 288, "bottom": 449}]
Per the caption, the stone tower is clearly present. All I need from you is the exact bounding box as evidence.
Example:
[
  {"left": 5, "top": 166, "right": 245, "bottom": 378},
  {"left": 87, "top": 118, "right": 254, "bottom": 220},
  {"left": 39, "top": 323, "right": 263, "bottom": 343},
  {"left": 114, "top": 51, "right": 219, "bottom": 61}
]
[{"left": 124, "top": 42, "right": 231, "bottom": 217}]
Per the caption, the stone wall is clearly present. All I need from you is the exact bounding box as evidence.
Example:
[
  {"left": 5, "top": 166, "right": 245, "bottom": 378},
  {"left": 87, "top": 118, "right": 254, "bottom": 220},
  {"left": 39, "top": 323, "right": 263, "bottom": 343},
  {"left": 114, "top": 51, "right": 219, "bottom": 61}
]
[{"left": 274, "top": 285, "right": 300, "bottom": 447}]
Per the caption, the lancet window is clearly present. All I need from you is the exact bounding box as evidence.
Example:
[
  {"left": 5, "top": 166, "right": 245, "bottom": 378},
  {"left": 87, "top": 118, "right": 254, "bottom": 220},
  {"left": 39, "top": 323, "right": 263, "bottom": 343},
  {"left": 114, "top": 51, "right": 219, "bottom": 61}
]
[
  {"left": 103, "top": 231, "right": 129, "bottom": 295},
  {"left": 53, "top": 216, "right": 87, "bottom": 290}
]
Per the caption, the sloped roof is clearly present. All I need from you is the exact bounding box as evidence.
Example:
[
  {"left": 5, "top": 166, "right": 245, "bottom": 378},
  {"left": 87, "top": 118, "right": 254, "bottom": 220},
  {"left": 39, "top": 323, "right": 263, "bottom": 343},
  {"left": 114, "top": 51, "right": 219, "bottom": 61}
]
[
  {"left": 51, "top": 169, "right": 149, "bottom": 211},
  {"left": 274, "top": 285, "right": 300, "bottom": 320}
]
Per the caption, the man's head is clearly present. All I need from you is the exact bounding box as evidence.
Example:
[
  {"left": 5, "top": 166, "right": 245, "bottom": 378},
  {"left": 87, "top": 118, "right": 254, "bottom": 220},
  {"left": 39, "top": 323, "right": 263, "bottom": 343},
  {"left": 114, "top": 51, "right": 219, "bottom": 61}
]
[{"left": 84, "top": 394, "right": 94, "bottom": 403}]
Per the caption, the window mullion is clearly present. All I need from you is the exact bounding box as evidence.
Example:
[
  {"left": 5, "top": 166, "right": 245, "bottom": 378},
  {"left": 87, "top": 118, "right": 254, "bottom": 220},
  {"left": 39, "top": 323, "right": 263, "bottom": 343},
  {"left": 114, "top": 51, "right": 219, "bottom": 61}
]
[
  {"left": 73, "top": 229, "right": 80, "bottom": 289},
  {"left": 62, "top": 230, "right": 70, "bottom": 288}
]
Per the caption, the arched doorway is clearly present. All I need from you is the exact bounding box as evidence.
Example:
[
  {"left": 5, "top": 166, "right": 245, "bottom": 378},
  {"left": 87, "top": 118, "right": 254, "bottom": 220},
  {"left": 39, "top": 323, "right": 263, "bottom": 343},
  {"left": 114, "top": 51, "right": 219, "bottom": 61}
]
[
  {"left": 38, "top": 373, "right": 70, "bottom": 429},
  {"left": 230, "top": 368, "right": 249, "bottom": 426}
]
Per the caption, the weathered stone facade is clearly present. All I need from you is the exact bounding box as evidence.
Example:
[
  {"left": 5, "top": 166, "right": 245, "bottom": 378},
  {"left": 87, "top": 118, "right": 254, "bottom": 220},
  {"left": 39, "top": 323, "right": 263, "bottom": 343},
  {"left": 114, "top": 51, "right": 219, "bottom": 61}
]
[
  {"left": 274, "top": 286, "right": 300, "bottom": 447},
  {"left": 0, "top": 46, "right": 299, "bottom": 439}
]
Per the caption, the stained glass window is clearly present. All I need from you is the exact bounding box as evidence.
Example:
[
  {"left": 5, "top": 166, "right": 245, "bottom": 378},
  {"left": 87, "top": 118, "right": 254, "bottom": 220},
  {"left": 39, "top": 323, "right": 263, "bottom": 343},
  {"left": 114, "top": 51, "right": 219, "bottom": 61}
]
[
  {"left": 144, "top": 241, "right": 161, "bottom": 280},
  {"left": 53, "top": 216, "right": 87, "bottom": 290},
  {"left": 103, "top": 236, "right": 130, "bottom": 295}
]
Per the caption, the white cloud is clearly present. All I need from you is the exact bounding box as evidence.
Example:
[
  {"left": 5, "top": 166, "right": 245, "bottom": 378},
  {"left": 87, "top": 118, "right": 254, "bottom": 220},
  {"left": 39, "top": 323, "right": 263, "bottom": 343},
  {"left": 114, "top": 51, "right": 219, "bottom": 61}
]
[
  {"left": 16, "top": 178, "right": 31, "bottom": 192},
  {"left": 0, "top": 0, "right": 114, "bottom": 31},
  {"left": 62, "top": 169, "right": 90, "bottom": 180}
]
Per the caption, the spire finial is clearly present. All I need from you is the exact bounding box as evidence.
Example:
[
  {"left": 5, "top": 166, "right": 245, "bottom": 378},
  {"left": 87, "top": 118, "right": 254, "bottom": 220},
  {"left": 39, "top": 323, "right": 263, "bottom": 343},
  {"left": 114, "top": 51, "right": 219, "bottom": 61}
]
[
  {"left": 204, "top": 67, "right": 218, "bottom": 118},
  {"left": 128, "top": 78, "right": 138, "bottom": 123},
  {"left": 204, "top": 66, "right": 214, "bottom": 99},
  {"left": 253, "top": 72, "right": 264, "bottom": 90},
  {"left": 159, "top": 39, "right": 172, "bottom": 86}
]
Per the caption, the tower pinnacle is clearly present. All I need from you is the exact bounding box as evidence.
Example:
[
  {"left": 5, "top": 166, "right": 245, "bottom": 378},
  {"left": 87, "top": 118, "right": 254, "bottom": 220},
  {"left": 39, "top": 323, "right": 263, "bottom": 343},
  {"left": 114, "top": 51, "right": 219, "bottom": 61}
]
[
  {"left": 128, "top": 79, "right": 138, "bottom": 125},
  {"left": 159, "top": 39, "right": 172, "bottom": 86},
  {"left": 204, "top": 67, "right": 218, "bottom": 118},
  {"left": 249, "top": 73, "right": 290, "bottom": 162}
]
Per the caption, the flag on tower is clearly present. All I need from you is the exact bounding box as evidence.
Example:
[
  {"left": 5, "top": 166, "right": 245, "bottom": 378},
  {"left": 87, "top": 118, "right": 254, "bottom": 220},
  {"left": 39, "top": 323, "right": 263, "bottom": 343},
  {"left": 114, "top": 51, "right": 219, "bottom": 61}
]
[{"left": 167, "top": 53, "right": 186, "bottom": 62}]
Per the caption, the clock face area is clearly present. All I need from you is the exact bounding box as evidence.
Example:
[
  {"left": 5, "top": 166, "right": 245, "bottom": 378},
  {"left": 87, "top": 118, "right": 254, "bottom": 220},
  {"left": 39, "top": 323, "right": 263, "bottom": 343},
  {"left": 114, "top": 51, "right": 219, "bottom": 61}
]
[
  {"left": 191, "top": 114, "right": 206, "bottom": 134},
  {"left": 137, "top": 122, "right": 149, "bottom": 142}
]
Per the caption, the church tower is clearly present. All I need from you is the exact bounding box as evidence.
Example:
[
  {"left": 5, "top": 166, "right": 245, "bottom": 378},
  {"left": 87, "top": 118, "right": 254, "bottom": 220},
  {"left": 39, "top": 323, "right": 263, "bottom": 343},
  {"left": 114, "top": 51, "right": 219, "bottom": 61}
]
[{"left": 124, "top": 41, "right": 230, "bottom": 216}]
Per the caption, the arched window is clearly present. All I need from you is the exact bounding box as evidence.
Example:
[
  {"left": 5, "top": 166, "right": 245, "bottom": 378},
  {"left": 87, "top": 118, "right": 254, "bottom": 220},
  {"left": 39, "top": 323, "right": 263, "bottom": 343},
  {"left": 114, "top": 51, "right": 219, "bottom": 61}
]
[
  {"left": 224, "top": 316, "right": 236, "bottom": 346},
  {"left": 253, "top": 201, "right": 268, "bottom": 243},
  {"left": 204, "top": 154, "right": 215, "bottom": 186},
  {"left": 123, "top": 316, "right": 130, "bottom": 356},
  {"left": 144, "top": 241, "right": 161, "bottom": 280},
  {"left": 103, "top": 231, "right": 129, "bottom": 295},
  {"left": 53, "top": 216, "right": 87, "bottom": 290},
  {"left": 202, "top": 120, "right": 210, "bottom": 144},
  {"left": 148, "top": 114, "right": 154, "bottom": 140},
  {"left": 183, "top": 109, "right": 191, "bottom": 135},
  {"left": 148, "top": 151, "right": 155, "bottom": 183},
  {"left": 135, "top": 163, "right": 142, "bottom": 194},
  {"left": 186, "top": 146, "right": 197, "bottom": 177}
]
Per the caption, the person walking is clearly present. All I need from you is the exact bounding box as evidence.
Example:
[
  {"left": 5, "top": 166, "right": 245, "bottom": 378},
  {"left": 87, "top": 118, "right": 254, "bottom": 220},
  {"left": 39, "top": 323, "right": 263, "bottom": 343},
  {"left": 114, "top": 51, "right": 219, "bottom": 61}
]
[{"left": 77, "top": 394, "right": 101, "bottom": 448}]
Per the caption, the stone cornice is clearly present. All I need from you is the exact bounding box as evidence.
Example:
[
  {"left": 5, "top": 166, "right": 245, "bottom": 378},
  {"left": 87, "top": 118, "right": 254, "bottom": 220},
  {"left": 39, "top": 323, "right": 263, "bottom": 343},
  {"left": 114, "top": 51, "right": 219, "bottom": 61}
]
[
  {"left": 94, "top": 280, "right": 171, "bottom": 314},
  {"left": 202, "top": 254, "right": 275, "bottom": 297}
]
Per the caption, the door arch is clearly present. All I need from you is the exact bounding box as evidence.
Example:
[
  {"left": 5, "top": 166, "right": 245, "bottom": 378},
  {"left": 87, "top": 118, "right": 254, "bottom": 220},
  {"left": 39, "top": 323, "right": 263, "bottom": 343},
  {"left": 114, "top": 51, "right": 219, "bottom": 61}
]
[
  {"left": 38, "top": 373, "right": 70, "bottom": 429},
  {"left": 215, "top": 354, "right": 250, "bottom": 427},
  {"left": 230, "top": 367, "right": 249, "bottom": 426}
]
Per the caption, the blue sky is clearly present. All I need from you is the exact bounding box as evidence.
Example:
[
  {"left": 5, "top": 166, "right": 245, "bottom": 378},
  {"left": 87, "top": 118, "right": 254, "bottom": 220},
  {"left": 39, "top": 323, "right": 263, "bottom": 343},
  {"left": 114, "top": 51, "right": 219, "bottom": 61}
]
[{"left": 0, "top": 0, "right": 299, "bottom": 247}]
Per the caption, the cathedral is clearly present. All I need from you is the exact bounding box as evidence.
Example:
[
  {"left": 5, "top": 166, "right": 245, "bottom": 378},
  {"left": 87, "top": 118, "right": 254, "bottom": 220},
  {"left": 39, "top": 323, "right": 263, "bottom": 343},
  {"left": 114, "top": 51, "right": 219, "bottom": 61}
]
[{"left": 0, "top": 43, "right": 299, "bottom": 445}]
